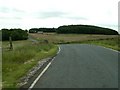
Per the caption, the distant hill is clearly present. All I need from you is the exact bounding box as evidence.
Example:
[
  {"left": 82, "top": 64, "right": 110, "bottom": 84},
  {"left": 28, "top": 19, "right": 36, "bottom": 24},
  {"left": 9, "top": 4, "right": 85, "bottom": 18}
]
[{"left": 56, "top": 25, "right": 118, "bottom": 35}]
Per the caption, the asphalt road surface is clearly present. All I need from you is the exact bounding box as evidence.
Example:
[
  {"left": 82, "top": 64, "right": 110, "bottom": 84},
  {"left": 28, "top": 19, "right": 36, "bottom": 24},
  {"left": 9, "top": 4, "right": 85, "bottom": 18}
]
[{"left": 32, "top": 44, "right": 118, "bottom": 88}]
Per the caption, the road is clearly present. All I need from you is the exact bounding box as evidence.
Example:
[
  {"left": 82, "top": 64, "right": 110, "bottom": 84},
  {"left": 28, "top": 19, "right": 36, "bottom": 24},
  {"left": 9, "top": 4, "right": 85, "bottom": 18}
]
[{"left": 31, "top": 44, "right": 118, "bottom": 88}]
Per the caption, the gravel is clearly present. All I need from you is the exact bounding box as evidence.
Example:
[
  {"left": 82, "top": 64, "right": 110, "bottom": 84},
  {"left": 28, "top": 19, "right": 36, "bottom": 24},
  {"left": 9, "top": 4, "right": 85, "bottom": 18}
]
[{"left": 17, "top": 57, "right": 52, "bottom": 87}]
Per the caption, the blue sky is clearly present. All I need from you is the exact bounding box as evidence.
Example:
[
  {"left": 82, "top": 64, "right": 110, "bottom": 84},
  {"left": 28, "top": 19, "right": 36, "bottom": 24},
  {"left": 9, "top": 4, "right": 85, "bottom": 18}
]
[{"left": 0, "top": 0, "right": 119, "bottom": 31}]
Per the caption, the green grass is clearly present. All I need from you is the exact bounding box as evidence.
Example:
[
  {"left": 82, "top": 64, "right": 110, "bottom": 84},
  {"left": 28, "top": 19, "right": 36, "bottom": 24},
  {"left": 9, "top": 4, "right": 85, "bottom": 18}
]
[
  {"left": 2, "top": 40, "right": 58, "bottom": 88},
  {"left": 80, "top": 36, "right": 120, "bottom": 51}
]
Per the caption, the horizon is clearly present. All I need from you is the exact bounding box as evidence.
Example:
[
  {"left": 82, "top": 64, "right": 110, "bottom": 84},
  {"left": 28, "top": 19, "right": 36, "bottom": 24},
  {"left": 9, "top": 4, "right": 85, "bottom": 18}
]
[
  {"left": 0, "top": 24, "right": 118, "bottom": 31},
  {"left": 0, "top": 0, "right": 119, "bottom": 32}
]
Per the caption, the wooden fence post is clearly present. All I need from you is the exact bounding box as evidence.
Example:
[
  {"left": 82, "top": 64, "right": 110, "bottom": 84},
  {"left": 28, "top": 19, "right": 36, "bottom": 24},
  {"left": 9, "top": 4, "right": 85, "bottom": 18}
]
[{"left": 9, "top": 36, "right": 13, "bottom": 50}]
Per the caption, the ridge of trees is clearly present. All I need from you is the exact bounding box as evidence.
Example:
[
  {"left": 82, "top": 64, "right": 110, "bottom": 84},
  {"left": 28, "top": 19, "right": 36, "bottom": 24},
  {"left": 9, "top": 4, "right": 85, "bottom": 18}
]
[
  {"left": 0, "top": 24, "right": 119, "bottom": 41},
  {"left": 56, "top": 25, "right": 118, "bottom": 35},
  {"left": 29, "top": 25, "right": 118, "bottom": 35},
  {"left": 29, "top": 28, "right": 56, "bottom": 33}
]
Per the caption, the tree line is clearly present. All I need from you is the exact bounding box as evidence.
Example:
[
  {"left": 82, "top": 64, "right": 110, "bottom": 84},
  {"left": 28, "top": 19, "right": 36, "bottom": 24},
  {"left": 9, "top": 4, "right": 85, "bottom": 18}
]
[
  {"left": 1, "top": 24, "right": 118, "bottom": 41},
  {"left": 29, "top": 25, "right": 118, "bottom": 35},
  {"left": 56, "top": 25, "right": 118, "bottom": 35},
  {"left": 1, "top": 28, "right": 28, "bottom": 41},
  {"left": 29, "top": 28, "right": 56, "bottom": 33}
]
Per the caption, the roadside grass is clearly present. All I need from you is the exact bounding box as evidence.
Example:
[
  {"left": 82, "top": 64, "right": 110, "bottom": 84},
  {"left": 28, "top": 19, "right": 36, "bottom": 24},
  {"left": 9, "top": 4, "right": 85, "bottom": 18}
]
[
  {"left": 2, "top": 40, "right": 58, "bottom": 88},
  {"left": 79, "top": 36, "right": 120, "bottom": 51}
]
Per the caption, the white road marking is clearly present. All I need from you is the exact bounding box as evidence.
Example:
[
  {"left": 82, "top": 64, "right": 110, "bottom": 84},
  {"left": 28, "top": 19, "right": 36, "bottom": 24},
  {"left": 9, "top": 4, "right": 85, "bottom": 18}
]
[
  {"left": 97, "top": 45, "right": 120, "bottom": 53},
  {"left": 87, "top": 44, "right": 119, "bottom": 53},
  {"left": 28, "top": 46, "right": 61, "bottom": 90},
  {"left": 28, "top": 60, "right": 53, "bottom": 90},
  {"left": 57, "top": 45, "right": 61, "bottom": 55}
]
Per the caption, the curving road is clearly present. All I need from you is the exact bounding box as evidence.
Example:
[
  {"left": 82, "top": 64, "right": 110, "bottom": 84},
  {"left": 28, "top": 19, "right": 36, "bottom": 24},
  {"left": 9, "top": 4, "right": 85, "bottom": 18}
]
[{"left": 31, "top": 44, "right": 118, "bottom": 88}]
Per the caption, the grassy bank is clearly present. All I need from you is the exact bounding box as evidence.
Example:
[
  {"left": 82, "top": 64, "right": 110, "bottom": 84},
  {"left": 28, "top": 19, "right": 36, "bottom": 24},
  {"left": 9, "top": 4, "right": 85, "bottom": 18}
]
[
  {"left": 80, "top": 36, "right": 120, "bottom": 51},
  {"left": 2, "top": 40, "right": 58, "bottom": 88}
]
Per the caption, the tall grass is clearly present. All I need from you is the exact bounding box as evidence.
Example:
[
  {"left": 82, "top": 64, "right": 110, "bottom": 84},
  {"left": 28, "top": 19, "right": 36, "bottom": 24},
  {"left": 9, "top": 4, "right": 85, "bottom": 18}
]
[
  {"left": 2, "top": 40, "right": 58, "bottom": 88},
  {"left": 30, "top": 33, "right": 119, "bottom": 51},
  {"left": 30, "top": 33, "right": 118, "bottom": 44},
  {"left": 80, "top": 36, "right": 119, "bottom": 51}
]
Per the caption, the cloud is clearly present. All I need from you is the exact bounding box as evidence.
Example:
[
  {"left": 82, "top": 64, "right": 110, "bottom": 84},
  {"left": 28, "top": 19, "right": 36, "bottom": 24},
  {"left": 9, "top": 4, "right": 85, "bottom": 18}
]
[
  {"left": 0, "top": 0, "right": 119, "bottom": 31},
  {"left": 66, "top": 16, "right": 88, "bottom": 21},
  {"left": 0, "top": 7, "right": 26, "bottom": 21},
  {"left": 0, "top": 16, "right": 22, "bottom": 20},
  {"left": 34, "top": 11, "right": 88, "bottom": 21},
  {"left": 35, "top": 11, "right": 67, "bottom": 19},
  {"left": 0, "top": 6, "right": 25, "bottom": 13},
  {"left": 0, "top": 7, "right": 10, "bottom": 13}
]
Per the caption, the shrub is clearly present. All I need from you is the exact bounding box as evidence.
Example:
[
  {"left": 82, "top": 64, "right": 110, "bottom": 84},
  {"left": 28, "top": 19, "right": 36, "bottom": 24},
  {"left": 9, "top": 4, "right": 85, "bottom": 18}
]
[{"left": 1, "top": 28, "right": 28, "bottom": 41}]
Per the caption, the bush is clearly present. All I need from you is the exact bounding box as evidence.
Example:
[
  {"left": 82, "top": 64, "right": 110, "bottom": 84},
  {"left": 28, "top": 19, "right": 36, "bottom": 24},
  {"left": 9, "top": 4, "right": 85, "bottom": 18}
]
[
  {"left": 29, "top": 28, "right": 56, "bottom": 33},
  {"left": 1, "top": 28, "right": 28, "bottom": 41}
]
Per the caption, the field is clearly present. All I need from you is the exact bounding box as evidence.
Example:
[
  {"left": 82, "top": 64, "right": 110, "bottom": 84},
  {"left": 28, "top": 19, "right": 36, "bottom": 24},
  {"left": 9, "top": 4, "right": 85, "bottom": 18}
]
[
  {"left": 30, "top": 33, "right": 119, "bottom": 51},
  {"left": 2, "top": 40, "right": 58, "bottom": 88}
]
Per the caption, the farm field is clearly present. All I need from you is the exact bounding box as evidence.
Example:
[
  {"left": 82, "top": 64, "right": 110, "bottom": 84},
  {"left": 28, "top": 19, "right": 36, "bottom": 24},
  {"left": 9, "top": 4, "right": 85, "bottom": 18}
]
[{"left": 30, "top": 33, "right": 119, "bottom": 51}]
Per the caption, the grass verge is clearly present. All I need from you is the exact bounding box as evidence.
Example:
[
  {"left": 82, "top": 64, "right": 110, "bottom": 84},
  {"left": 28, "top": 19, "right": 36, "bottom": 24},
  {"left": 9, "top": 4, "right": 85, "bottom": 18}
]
[
  {"left": 79, "top": 36, "right": 120, "bottom": 51},
  {"left": 2, "top": 40, "right": 58, "bottom": 88}
]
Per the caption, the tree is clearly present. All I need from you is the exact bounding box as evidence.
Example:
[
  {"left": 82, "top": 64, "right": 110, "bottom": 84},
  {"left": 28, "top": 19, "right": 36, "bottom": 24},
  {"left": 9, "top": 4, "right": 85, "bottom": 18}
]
[
  {"left": 1, "top": 29, "right": 10, "bottom": 41},
  {"left": 56, "top": 25, "right": 118, "bottom": 35},
  {"left": 1, "top": 28, "right": 28, "bottom": 41},
  {"left": 29, "top": 28, "right": 38, "bottom": 33}
]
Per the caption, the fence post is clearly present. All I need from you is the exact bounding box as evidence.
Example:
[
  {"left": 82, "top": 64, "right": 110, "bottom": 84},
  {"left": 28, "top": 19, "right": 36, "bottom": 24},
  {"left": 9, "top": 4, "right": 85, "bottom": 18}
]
[{"left": 9, "top": 36, "right": 13, "bottom": 50}]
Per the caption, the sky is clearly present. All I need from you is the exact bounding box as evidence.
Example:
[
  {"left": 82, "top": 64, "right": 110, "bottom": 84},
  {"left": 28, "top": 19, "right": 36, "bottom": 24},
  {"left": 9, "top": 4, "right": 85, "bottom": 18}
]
[{"left": 0, "top": 0, "right": 119, "bottom": 31}]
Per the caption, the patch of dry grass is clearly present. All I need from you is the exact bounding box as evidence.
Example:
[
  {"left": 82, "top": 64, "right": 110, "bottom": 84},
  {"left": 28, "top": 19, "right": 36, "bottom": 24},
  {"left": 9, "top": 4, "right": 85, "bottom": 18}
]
[
  {"left": 30, "top": 33, "right": 118, "bottom": 44},
  {"left": 30, "top": 33, "right": 119, "bottom": 51}
]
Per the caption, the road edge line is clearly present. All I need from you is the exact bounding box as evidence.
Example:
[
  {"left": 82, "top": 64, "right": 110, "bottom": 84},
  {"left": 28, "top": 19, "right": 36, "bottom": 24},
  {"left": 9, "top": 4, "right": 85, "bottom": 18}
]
[
  {"left": 97, "top": 45, "right": 120, "bottom": 53},
  {"left": 87, "top": 44, "right": 119, "bottom": 53},
  {"left": 28, "top": 45, "right": 61, "bottom": 90}
]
